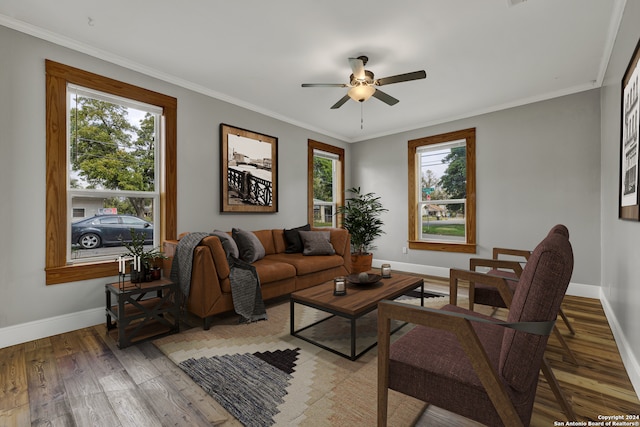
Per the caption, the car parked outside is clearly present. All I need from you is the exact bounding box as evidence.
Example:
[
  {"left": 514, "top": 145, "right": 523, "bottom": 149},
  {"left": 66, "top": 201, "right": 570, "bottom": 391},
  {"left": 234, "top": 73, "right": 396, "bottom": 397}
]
[{"left": 71, "top": 214, "right": 153, "bottom": 249}]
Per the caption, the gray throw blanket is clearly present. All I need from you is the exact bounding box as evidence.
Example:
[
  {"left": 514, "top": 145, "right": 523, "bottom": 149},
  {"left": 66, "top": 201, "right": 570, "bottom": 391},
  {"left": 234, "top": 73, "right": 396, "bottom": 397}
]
[
  {"left": 228, "top": 256, "right": 267, "bottom": 323},
  {"left": 170, "top": 232, "right": 267, "bottom": 323}
]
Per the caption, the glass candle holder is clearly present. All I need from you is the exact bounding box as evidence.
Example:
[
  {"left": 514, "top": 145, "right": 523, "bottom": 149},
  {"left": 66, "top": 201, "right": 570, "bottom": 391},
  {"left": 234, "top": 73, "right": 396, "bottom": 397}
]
[
  {"left": 381, "top": 264, "right": 391, "bottom": 278},
  {"left": 334, "top": 276, "right": 347, "bottom": 296}
]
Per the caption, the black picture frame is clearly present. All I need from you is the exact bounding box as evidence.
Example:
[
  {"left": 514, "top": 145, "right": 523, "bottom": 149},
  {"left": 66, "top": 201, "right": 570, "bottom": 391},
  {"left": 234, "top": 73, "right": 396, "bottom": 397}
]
[
  {"left": 220, "top": 123, "right": 278, "bottom": 213},
  {"left": 620, "top": 38, "right": 640, "bottom": 220}
]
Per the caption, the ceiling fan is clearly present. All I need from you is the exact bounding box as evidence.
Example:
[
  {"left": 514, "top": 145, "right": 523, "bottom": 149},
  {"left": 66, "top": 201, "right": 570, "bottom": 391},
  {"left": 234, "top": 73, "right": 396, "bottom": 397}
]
[{"left": 302, "top": 56, "right": 426, "bottom": 109}]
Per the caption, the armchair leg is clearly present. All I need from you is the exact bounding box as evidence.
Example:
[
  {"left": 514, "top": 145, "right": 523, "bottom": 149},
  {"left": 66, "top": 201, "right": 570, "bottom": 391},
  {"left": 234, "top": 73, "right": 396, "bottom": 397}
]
[
  {"left": 377, "top": 312, "right": 391, "bottom": 427},
  {"left": 553, "top": 326, "right": 578, "bottom": 365},
  {"left": 540, "top": 358, "right": 576, "bottom": 421},
  {"left": 559, "top": 307, "right": 576, "bottom": 335}
]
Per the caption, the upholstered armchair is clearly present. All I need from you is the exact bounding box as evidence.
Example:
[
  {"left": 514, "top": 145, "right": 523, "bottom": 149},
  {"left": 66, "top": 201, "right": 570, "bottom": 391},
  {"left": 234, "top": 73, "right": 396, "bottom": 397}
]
[
  {"left": 377, "top": 225, "right": 576, "bottom": 426},
  {"left": 468, "top": 225, "right": 577, "bottom": 364}
]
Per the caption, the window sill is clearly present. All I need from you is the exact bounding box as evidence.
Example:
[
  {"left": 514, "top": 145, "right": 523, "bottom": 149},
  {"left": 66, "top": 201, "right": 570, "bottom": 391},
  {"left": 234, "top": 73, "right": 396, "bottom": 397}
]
[
  {"left": 46, "top": 261, "right": 119, "bottom": 285},
  {"left": 408, "top": 240, "right": 476, "bottom": 254}
]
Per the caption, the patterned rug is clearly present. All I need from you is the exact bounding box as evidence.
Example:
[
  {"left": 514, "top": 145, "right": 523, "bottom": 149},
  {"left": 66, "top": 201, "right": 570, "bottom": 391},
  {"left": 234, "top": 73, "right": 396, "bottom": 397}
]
[{"left": 154, "top": 293, "right": 453, "bottom": 426}]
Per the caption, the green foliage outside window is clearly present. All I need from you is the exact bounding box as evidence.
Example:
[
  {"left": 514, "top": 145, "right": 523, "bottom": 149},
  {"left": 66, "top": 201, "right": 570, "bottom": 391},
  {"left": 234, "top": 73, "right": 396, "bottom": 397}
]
[{"left": 70, "top": 96, "right": 156, "bottom": 218}]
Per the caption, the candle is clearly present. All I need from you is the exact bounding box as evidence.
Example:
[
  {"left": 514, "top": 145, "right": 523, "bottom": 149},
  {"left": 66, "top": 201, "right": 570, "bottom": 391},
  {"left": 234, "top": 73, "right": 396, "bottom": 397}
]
[
  {"left": 381, "top": 264, "right": 391, "bottom": 278},
  {"left": 334, "top": 276, "right": 346, "bottom": 295}
]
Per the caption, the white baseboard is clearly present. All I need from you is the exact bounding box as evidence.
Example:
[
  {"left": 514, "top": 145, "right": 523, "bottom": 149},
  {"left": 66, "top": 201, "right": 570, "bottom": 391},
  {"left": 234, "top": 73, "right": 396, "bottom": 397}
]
[
  {"left": 372, "top": 258, "right": 600, "bottom": 298},
  {"left": 0, "top": 307, "right": 103, "bottom": 349},
  {"left": 600, "top": 291, "right": 640, "bottom": 399},
  {"left": 372, "top": 258, "right": 451, "bottom": 279}
]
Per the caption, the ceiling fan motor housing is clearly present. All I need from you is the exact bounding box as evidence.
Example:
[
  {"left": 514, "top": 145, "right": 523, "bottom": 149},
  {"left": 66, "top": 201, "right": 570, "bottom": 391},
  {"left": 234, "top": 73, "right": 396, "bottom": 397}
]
[{"left": 350, "top": 70, "right": 375, "bottom": 86}]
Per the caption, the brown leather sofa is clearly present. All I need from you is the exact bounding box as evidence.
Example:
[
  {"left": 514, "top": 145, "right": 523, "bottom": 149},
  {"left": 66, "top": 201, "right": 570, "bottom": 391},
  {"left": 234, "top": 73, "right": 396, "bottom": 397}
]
[{"left": 164, "top": 227, "right": 351, "bottom": 329}]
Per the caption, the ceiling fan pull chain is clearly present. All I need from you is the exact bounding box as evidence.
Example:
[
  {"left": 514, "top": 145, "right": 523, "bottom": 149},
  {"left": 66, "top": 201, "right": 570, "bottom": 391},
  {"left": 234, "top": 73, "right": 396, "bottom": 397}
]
[{"left": 361, "top": 102, "right": 364, "bottom": 130}]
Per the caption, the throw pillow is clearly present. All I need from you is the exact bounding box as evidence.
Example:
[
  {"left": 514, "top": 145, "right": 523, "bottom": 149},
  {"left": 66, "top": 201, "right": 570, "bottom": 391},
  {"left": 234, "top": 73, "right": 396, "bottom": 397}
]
[
  {"left": 212, "top": 230, "right": 239, "bottom": 259},
  {"left": 283, "top": 223, "right": 311, "bottom": 253},
  {"left": 232, "top": 228, "right": 266, "bottom": 263},
  {"left": 299, "top": 230, "right": 336, "bottom": 256}
]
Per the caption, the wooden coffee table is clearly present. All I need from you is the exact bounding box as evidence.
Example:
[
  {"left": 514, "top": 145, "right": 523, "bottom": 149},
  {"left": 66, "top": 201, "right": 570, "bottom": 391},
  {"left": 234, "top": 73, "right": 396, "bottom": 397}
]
[{"left": 290, "top": 272, "right": 424, "bottom": 360}]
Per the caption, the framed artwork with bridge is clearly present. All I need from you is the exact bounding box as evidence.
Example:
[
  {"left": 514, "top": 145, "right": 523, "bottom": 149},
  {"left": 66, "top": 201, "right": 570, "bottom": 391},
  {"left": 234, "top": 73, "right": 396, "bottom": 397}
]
[{"left": 220, "top": 123, "right": 278, "bottom": 213}]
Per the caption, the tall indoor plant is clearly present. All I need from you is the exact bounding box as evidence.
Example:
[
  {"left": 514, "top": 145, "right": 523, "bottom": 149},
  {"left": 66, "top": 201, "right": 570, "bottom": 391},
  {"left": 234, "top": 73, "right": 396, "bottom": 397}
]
[{"left": 337, "top": 187, "right": 388, "bottom": 273}]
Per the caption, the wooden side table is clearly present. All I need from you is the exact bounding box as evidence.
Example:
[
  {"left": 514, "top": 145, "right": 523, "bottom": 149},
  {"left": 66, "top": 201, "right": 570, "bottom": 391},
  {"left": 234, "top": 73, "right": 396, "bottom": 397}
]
[{"left": 105, "top": 277, "right": 180, "bottom": 348}]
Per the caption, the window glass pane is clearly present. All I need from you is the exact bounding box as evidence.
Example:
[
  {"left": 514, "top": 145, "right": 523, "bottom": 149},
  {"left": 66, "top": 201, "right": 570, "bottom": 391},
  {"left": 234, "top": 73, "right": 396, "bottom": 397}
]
[
  {"left": 419, "top": 201, "right": 466, "bottom": 243},
  {"left": 69, "top": 89, "right": 157, "bottom": 192},
  {"left": 417, "top": 140, "right": 467, "bottom": 242},
  {"left": 313, "top": 203, "right": 335, "bottom": 227},
  {"left": 312, "top": 152, "right": 337, "bottom": 227},
  {"left": 69, "top": 196, "right": 156, "bottom": 261},
  {"left": 313, "top": 156, "right": 334, "bottom": 202}
]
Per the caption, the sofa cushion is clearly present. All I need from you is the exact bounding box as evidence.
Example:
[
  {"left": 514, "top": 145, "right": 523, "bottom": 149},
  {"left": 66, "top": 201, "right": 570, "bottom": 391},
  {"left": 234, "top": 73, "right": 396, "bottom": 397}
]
[
  {"left": 252, "top": 259, "right": 297, "bottom": 285},
  {"left": 253, "top": 229, "right": 277, "bottom": 255},
  {"left": 283, "top": 223, "right": 311, "bottom": 253},
  {"left": 212, "top": 230, "right": 239, "bottom": 258},
  {"left": 219, "top": 259, "right": 296, "bottom": 293},
  {"left": 299, "top": 230, "right": 335, "bottom": 256},
  {"left": 232, "top": 228, "right": 266, "bottom": 263},
  {"left": 265, "top": 253, "right": 344, "bottom": 276}
]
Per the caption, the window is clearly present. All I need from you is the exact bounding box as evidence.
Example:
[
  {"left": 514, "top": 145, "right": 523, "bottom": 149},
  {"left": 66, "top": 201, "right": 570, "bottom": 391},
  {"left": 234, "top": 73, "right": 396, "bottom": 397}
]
[
  {"left": 307, "top": 140, "right": 344, "bottom": 227},
  {"left": 408, "top": 128, "right": 476, "bottom": 253},
  {"left": 67, "top": 85, "right": 161, "bottom": 263},
  {"left": 46, "top": 60, "right": 177, "bottom": 284}
]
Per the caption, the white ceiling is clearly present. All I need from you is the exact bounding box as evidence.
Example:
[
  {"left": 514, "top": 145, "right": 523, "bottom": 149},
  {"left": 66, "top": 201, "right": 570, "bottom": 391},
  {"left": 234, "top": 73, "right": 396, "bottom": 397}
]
[{"left": 0, "top": 0, "right": 625, "bottom": 142}]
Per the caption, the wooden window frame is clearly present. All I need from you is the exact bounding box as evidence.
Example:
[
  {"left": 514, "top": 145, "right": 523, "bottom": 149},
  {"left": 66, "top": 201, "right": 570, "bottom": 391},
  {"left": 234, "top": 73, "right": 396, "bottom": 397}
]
[
  {"left": 408, "top": 128, "right": 476, "bottom": 253},
  {"left": 307, "top": 140, "right": 345, "bottom": 227},
  {"left": 45, "top": 60, "right": 177, "bottom": 284}
]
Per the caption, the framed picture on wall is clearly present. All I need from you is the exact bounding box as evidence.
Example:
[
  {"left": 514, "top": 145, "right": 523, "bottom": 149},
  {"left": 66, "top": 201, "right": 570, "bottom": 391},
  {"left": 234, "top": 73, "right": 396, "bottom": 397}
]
[
  {"left": 220, "top": 123, "right": 278, "bottom": 213},
  {"left": 619, "top": 38, "right": 640, "bottom": 220}
]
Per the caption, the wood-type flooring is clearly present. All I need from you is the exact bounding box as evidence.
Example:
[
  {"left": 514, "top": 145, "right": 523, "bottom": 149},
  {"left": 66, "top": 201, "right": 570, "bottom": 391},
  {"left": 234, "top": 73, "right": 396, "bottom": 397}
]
[{"left": 0, "top": 277, "right": 638, "bottom": 426}]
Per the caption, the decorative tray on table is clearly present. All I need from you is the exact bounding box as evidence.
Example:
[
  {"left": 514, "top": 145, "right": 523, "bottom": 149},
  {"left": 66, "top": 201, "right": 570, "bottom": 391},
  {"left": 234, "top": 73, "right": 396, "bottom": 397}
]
[{"left": 347, "top": 273, "right": 382, "bottom": 285}]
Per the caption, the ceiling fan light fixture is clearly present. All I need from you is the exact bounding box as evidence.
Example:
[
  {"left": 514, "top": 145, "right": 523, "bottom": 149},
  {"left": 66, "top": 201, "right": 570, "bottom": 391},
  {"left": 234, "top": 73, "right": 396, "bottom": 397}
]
[{"left": 348, "top": 84, "right": 375, "bottom": 102}]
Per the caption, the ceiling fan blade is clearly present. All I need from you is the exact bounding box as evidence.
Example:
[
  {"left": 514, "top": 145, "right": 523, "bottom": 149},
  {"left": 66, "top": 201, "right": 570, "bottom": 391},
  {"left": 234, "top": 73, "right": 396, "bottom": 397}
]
[
  {"left": 348, "top": 57, "right": 366, "bottom": 80},
  {"left": 372, "top": 89, "right": 399, "bottom": 106},
  {"left": 330, "top": 94, "right": 351, "bottom": 109},
  {"left": 376, "top": 70, "right": 426, "bottom": 86},
  {"left": 302, "top": 83, "right": 348, "bottom": 87}
]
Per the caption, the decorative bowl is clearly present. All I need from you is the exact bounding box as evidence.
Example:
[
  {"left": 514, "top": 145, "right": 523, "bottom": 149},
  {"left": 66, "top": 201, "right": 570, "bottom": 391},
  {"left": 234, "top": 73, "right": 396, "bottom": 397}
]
[{"left": 347, "top": 273, "right": 382, "bottom": 285}]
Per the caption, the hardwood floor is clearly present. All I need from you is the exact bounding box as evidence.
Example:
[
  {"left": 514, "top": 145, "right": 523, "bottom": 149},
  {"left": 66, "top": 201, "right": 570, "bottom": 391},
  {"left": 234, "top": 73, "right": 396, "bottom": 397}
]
[{"left": 0, "top": 278, "right": 638, "bottom": 426}]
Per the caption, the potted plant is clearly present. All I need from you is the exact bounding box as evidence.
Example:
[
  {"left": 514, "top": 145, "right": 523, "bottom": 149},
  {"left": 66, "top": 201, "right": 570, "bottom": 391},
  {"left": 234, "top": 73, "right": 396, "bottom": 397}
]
[
  {"left": 336, "top": 187, "right": 388, "bottom": 274},
  {"left": 122, "top": 229, "right": 165, "bottom": 282}
]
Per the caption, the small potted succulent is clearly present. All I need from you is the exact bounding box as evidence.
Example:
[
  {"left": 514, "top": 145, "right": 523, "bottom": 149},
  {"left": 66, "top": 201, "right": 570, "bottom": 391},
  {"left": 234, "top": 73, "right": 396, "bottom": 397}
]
[{"left": 336, "top": 187, "right": 388, "bottom": 273}]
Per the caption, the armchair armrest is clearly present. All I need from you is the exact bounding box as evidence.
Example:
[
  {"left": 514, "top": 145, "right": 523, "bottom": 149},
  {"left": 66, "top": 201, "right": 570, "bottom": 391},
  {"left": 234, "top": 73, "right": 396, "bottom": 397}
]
[
  {"left": 449, "top": 268, "right": 515, "bottom": 309},
  {"left": 469, "top": 258, "right": 524, "bottom": 277},
  {"left": 377, "top": 300, "right": 524, "bottom": 427},
  {"left": 492, "top": 247, "right": 531, "bottom": 261}
]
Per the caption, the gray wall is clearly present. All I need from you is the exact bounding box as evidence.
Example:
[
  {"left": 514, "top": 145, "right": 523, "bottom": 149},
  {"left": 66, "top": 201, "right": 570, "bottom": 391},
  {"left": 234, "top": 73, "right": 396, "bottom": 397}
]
[
  {"left": 0, "top": 25, "right": 349, "bottom": 328},
  {"left": 600, "top": 0, "right": 640, "bottom": 377},
  {"left": 351, "top": 89, "right": 602, "bottom": 287}
]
